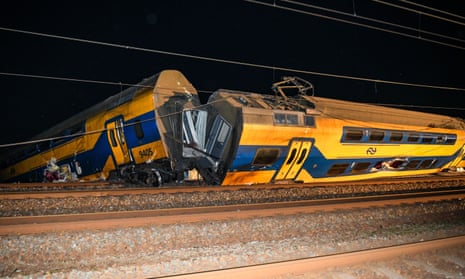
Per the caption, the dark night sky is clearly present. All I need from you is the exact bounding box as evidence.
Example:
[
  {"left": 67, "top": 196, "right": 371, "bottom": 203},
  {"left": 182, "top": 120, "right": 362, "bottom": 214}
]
[{"left": 1, "top": 0, "right": 464, "bottom": 146}]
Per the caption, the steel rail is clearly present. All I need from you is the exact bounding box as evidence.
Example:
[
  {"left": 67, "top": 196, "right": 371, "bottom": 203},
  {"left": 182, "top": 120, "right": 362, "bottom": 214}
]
[
  {"left": 156, "top": 235, "right": 465, "bottom": 279},
  {"left": 1, "top": 189, "right": 464, "bottom": 236},
  {"left": 1, "top": 175, "right": 465, "bottom": 199}
]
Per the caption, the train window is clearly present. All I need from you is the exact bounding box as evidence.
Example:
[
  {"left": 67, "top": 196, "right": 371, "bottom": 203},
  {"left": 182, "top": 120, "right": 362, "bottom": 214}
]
[
  {"left": 286, "top": 114, "right": 298, "bottom": 125},
  {"left": 406, "top": 160, "right": 420, "bottom": 169},
  {"left": 436, "top": 136, "right": 446, "bottom": 144},
  {"left": 274, "top": 113, "right": 299, "bottom": 125},
  {"left": 407, "top": 133, "right": 420, "bottom": 143},
  {"left": 389, "top": 132, "right": 403, "bottom": 142},
  {"left": 304, "top": 116, "right": 315, "bottom": 127},
  {"left": 434, "top": 135, "right": 457, "bottom": 144},
  {"left": 351, "top": 162, "right": 371, "bottom": 173},
  {"left": 369, "top": 130, "right": 385, "bottom": 141},
  {"left": 344, "top": 129, "right": 363, "bottom": 141},
  {"left": 419, "top": 159, "right": 434, "bottom": 169},
  {"left": 274, "top": 113, "right": 286, "bottom": 124},
  {"left": 286, "top": 148, "right": 298, "bottom": 164},
  {"left": 445, "top": 135, "right": 457, "bottom": 144},
  {"left": 134, "top": 120, "right": 144, "bottom": 139},
  {"left": 252, "top": 148, "right": 280, "bottom": 166},
  {"left": 109, "top": 130, "right": 118, "bottom": 147},
  {"left": 327, "top": 163, "right": 349, "bottom": 176},
  {"left": 421, "top": 135, "right": 434, "bottom": 143},
  {"left": 296, "top": 149, "right": 308, "bottom": 164}
]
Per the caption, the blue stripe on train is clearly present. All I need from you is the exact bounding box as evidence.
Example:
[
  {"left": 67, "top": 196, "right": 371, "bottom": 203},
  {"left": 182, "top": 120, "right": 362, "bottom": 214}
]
[
  {"left": 229, "top": 144, "right": 458, "bottom": 178},
  {"left": 12, "top": 110, "right": 162, "bottom": 182}
]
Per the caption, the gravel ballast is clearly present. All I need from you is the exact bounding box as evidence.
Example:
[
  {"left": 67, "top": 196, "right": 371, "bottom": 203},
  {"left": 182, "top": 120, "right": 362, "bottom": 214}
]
[
  {"left": 1, "top": 199, "right": 465, "bottom": 278},
  {"left": 2, "top": 182, "right": 465, "bottom": 217}
]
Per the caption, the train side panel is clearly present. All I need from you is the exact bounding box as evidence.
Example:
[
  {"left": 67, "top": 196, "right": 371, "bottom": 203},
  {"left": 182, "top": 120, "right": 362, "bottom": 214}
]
[
  {"left": 0, "top": 70, "right": 196, "bottom": 183},
  {"left": 207, "top": 89, "right": 465, "bottom": 186}
]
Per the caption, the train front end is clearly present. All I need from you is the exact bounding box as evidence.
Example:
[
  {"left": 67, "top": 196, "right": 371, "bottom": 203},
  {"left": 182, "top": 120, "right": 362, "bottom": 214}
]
[{"left": 154, "top": 71, "right": 234, "bottom": 185}]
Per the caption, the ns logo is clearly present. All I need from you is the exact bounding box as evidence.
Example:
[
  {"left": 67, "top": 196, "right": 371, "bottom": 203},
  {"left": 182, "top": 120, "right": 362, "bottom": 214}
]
[{"left": 366, "top": 147, "right": 377, "bottom": 155}]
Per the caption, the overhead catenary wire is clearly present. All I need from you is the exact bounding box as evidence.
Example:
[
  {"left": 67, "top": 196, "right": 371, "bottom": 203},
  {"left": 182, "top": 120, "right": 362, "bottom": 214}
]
[
  {"left": 0, "top": 94, "right": 234, "bottom": 148},
  {"left": 0, "top": 5, "right": 462, "bottom": 154},
  {"left": 370, "top": 0, "right": 465, "bottom": 27},
  {"left": 0, "top": 72, "right": 153, "bottom": 89},
  {"left": 245, "top": 0, "right": 465, "bottom": 51},
  {"left": 0, "top": 27, "right": 465, "bottom": 92},
  {"left": 397, "top": 0, "right": 465, "bottom": 21},
  {"left": 2, "top": 71, "right": 465, "bottom": 112},
  {"left": 280, "top": 0, "right": 465, "bottom": 44}
]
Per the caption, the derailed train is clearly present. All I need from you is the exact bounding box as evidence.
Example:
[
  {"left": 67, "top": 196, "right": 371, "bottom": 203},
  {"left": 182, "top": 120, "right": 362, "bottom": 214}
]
[{"left": 1, "top": 70, "right": 465, "bottom": 185}]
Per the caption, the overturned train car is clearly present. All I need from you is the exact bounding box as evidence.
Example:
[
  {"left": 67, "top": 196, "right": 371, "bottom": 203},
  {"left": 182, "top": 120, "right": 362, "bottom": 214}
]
[
  {"left": 205, "top": 77, "right": 465, "bottom": 185},
  {"left": 0, "top": 70, "right": 227, "bottom": 185},
  {"left": 1, "top": 70, "right": 465, "bottom": 185}
]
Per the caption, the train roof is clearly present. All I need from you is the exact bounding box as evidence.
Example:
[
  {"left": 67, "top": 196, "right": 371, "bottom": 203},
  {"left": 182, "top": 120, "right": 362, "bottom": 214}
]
[
  {"left": 308, "top": 96, "right": 465, "bottom": 130},
  {"left": 209, "top": 89, "right": 465, "bottom": 130}
]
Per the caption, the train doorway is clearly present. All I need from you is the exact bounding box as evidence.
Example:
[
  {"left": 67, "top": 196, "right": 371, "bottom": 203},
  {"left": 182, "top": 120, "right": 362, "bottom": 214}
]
[
  {"left": 274, "top": 139, "right": 312, "bottom": 181},
  {"left": 106, "top": 118, "right": 133, "bottom": 166}
]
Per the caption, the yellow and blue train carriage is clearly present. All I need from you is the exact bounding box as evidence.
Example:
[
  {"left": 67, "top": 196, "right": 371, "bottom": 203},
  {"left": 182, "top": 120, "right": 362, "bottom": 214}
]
[
  {"left": 0, "top": 70, "right": 201, "bottom": 184},
  {"left": 2, "top": 72, "right": 464, "bottom": 186},
  {"left": 206, "top": 77, "right": 465, "bottom": 186}
]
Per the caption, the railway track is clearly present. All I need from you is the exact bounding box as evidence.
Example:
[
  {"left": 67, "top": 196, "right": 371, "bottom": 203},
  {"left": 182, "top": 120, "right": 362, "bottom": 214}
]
[
  {"left": 1, "top": 174, "right": 465, "bottom": 194},
  {"left": 2, "top": 177, "right": 465, "bottom": 278},
  {"left": 1, "top": 188, "right": 464, "bottom": 235},
  {"left": 2, "top": 176, "right": 465, "bottom": 218},
  {"left": 159, "top": 236, "right": 465, "bottom": 279}
]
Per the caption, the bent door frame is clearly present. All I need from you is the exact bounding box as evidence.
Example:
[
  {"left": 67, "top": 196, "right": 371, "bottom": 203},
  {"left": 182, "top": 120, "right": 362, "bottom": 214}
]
[
  {"left": 274, "top": 138, "right": 313, "bottom": 181},
  {"left": 106, "top": 117, "right": 133, "bottom": 167}
]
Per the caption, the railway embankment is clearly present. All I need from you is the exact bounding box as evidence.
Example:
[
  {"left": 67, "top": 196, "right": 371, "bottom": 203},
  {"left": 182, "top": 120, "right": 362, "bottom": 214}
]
[{"left": 1, "top": 181, "right": 465, "bottom": 278}]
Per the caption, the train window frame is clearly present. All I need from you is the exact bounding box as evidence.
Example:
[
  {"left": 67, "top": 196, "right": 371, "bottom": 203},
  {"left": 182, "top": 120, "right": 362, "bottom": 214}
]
[
  {"left": 368, "top": 130, "right": 385, "bottom": 142},
  {"left": 252, "top": 148, "right": 280, "bottom": 166},
  {"left": 326, "top": 163, "right": 350, "bottom": 176},
  {"left": 344, "top": 129, "right": 363, "bottom": 141}
]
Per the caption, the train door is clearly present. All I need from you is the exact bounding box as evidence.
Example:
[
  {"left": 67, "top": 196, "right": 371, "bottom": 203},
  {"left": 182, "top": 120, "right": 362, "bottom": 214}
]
[
  {"left": 274, "top": 139, "right": 312, "bottom": 181},
  {"left": 106, "top": 118, "right": 133, "bottom": 166}
]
